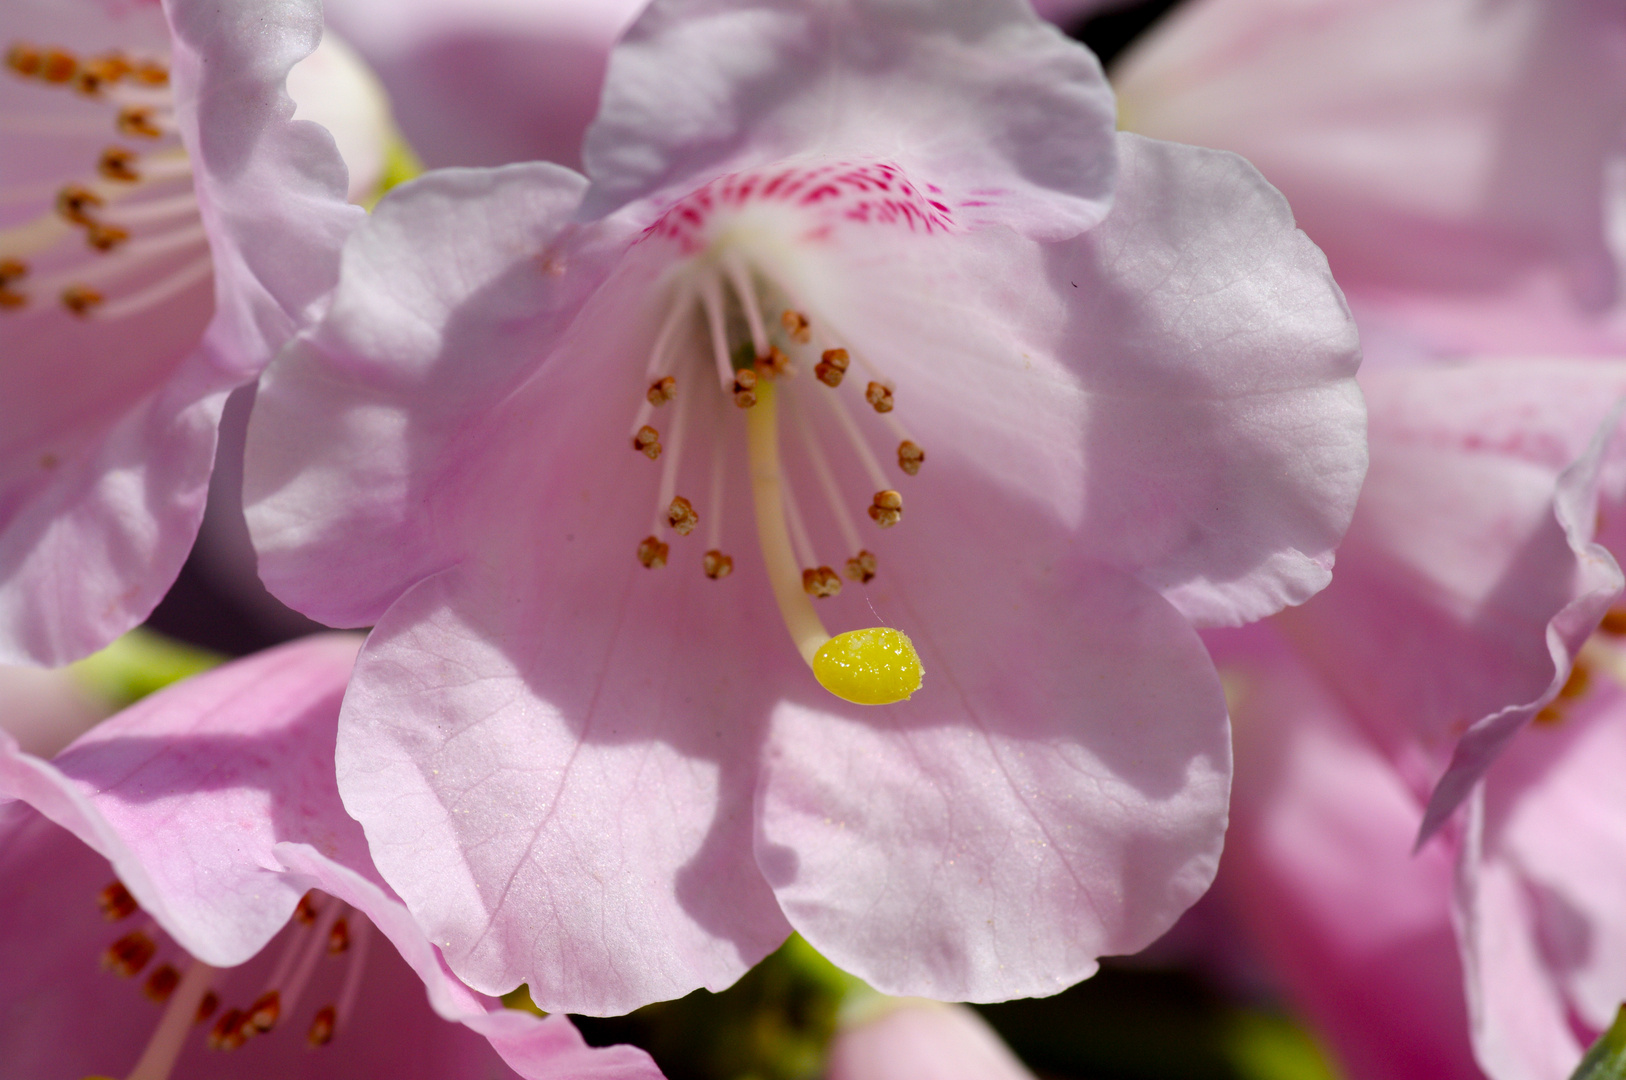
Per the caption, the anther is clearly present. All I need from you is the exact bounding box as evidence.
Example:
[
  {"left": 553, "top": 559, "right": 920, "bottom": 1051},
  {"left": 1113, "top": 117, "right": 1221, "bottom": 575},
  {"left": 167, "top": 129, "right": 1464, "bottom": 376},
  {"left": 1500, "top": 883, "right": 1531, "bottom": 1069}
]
[
  {"left": 294, "top": 894, "right": 319, "bottom": 925},
  {"left": 86, "top": 223, "right": 130, "bottom": 252},
  {"left": 802, "top": 566, "right": 842, "bottom": 598},
  {"left": 41, "top": 49, "right": 77, "bottom": 83},
  {"left": 248, "top": 990, "right": 281, "bottom": 1032},
  {"left": 781, "top": 309, "right": 812, "bottom": 344},
  {"left": 897, "top": 440, "right": 924, "bottom": 476},
  {"left": 869, "top": 490, "right": 903, "bottom": 529},
  {"left": 308, "top": 1004, "right": 337, "bottom": 1047},
  {"left": 667, "top": 496, "right": 699, "bottom": 536},
  {"left": 815, "top": 348, "right": 849, "bottom": 388},
  {"left": 633, "top": 425, "right": 662, "bottom": 460},
  {"left": 98, "top": 146, "right": 141, "bottom": 182},
  {"left": 144, "top": 964, "right": 181, "bottom": 1003},
  {"left": 757, "top": 345, "right": 791, "bottom": 379},
  {"left": 63, "top": 285, "right": 104, "bottom": 316},
  {"left": 75, "top": 54, "right": 129, "bottom": 95},
  {"left": 98, "top": 880, "right": 138, "bottom": 921},
  {"left": 131, "top": 60, "right": 169, "bottom": 86},
  {"left": 327, "top": 917, "right": 350, "bottom": 955},
  {"left": 195, "top": 990, "right": 220, "bottom": 1023},
  {"left": 637, "top": 535, "right": 669, "bottom": 569},
  {"left": 5, "top": 43, "right": 42, "bottom": 77},
  {"left": 103, "top": 929, "right": 158, "bottom": 977},
  {"left": 208, "top": 1008, "right": 248, "bottom": 1051},
  {"left": 118, "top": 106, "right": 164, "bottom": 138},
  {"left": 703, "top": 549, "right": 733, "bottom": 579},
  {"left": 1601, "top": 608, "right": 1626, "bottom": 636},
  {"left": 845, "top": 550, "right": 877, "bottom": 583},
  {"left": 733, "top": 367, "right": 759, "bottom": 409},
  {"left": 647, "top": 375, "right": 676, "bottom": 406},
  {"left": 56, "top": 184, "right": 104, "bottom": 225},
  {"left": 865, "top": 381, "right": 895, "bottom": 413}
]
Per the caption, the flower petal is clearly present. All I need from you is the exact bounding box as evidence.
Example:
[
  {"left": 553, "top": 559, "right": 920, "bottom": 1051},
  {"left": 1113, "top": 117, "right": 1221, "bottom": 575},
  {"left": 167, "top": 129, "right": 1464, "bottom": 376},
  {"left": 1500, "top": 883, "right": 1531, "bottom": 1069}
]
[
  {"left": 583, "top": 0, "right": 1117, "bottom": 239},
  {"left": 756, "top": 552, "right": 1230, "bottom": 1001}
]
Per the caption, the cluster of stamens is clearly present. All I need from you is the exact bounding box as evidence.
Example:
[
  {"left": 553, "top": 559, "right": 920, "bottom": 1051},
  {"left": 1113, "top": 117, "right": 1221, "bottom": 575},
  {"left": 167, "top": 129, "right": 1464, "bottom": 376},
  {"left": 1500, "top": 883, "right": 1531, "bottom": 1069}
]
[
  {"left": 627, "top": 260, "right": 924, "bottom": 605},
  {"left": 3, "top": 40, "right": 209, "bottom": 318},
  {"left": 91, "top": 877, "right": 372, "bottom": 1077}
]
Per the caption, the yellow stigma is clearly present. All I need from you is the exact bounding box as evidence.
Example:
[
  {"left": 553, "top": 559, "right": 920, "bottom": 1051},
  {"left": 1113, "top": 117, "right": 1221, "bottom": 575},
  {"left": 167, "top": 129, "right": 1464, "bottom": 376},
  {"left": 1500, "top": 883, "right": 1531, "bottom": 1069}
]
[{"left": 813, "top": 627, "right": 923, "bottom": 705}]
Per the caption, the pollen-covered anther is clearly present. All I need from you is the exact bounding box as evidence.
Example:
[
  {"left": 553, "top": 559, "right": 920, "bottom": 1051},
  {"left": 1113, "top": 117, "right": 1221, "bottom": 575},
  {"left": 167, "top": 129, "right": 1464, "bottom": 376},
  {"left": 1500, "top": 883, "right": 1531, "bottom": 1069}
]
[
  {"left": 865, "top": 381, "right": 894, "bottom": 414},
  {"left": 5, "top": 43, "right": 43, "bottom": 77},
  {"left": 0, "top": 259, "right": 25, "bottom": 309},
  {"left": 802, "top": 566, "right": 842, "bottom": 598},
  {"left": 845, "top": 549, "right": 877, "bottom": 583},
  {"left": 815, "top": 348, "right": 849, "bottom": 388},
  {"left": 194, "top": 991, "right": 220, "bottom": 1024},
  {"left": 63, "top": 285, "right": 104, "bottom": 316},
  {"left": 1600, "top": 608, "right": 1626, "bottom": 635},
  {"left": 294, "top": 894, "right": 319, "bottom": 925},
  {"left": 638, "top": 535, "right": 669, "bottom": 569},
  {"left": 208, "top": 1008, "right": 249, "bottom": 1051},
  {"left": 103, "top": 929, "right": 158, "bottom": 977},
  {"left": 757, "top": 345, "right": 791, "bottom": 379},
  {"left": 327, "top": 917, "right": 350, "bottom": 954},
  {"left": 647, "top": 375, "right": 676, "bottom": 406},
  {"left": 1535, "top": 660, "right": 1591, "bottom": 726},
  {"left": 897, "top": 440, "right": 924, "bottom": 476},
  {"left": 308, "top": 1005, "right": 337, "bottom": 1047},
  {"left": 75, "top": 53, "right": 130, "bottom": 95},
  {"left": 868, "top": 490, "right": 903, "bottom": 529},
  {"left": 97, "top": 880, "right": 138, "bottom": 921},
  {"left": 667, "top": 495, "right": 699, "bottom": 536},
  {"left": 41, "top": 49, "right": 78, "bottom": 83},
  {"left": 143, "top": 963, "right": 181, "bottom": 1003},
  {"left": 131, "top": 59, "right": 169, "bottom": 86},
  {"left": 781, "top": 309, "right": 812, "bottom": 344},
  {"left": 733, "top": 367, "right": 759, "bottom": 408},
  {"left": 703, "top": 549, "right": 733, "bottom": 579},
  {"left": 86, "top": 223, "right": 130, "bottom": 252},
  {"left": 98, "top": 146, "right": 141, "bottom": 182},
  {"left": 56, "top": 184, "right": 104, "bottom": 225},
  {"left": 248, "top": 990, "right": 281, "bottom": 1032},
  {"left": 117, "top": 106, "right": 164, "bottom": 138},
  {"left": 633, "top": 425, "right": 662, "bottom": 460}
]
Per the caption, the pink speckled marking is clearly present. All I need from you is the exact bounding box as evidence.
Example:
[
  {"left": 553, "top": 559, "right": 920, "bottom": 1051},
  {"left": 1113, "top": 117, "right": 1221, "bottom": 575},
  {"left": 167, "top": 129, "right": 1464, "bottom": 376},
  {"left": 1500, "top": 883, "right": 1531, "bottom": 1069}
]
[{"left": 642, "top": 161, "right": 957, "bottom": 252}]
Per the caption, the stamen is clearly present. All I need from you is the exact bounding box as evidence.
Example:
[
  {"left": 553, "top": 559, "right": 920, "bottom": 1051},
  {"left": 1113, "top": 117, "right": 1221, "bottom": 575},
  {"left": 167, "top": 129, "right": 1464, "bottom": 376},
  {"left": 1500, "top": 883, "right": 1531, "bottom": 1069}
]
[
  {"left": 62, "top": 284, "right": 104, "bottom": 316},
  {"left": 273, "top": 896, "right": 345, "bottom": 1031},
  {"left": 647, "top": 375, "right": 676, "bottom": 406},
  {"left": 706, "top": 422, "right": 727, "bottom": 552},
  {"left": 6, "top": 43, "right": 43, "bottom": 76},
  {"left": 780, "top": 309, "right": 811, "bottom": 344},
  {"left": 31, "top": 221, "right": 207, "bottom": 296},
  {"left": 865, "top": 381, "right": 895, "bottom": 414},
  {"left": 41, "top": 49, "right": 78, "bottom": 84},
  {"left": 723, "top": 252, "right": 769, "bottom": 360},
  {"left": 125, "top": 959, "right": 218, "bottom": 1080},
  {"left": 779, "top": 465, "right": 819, "bottom": 571},
  {"left": 802, "top": 566, "right": 842, "bottom": 598},
  {"left": 815, "top": 348, "right": 849, "bottom": 388},
  {"left": 653, "top": 371, "right": 694, "bottom": 532},
  {"left": 732, "top": 367, "right": 758, "bottom": 409},
  {"left": 1600, "top": 608, "right": 1626, "bottom": 635},
  {"left": 117, "top": 106, "right": 166, "bottom": 138},
  {"left": 294, "top": 895, "right": 319, "bottom": 925},
  {"left": 194, "top": 991, "right": 219, "bottom": 1023},
  {"left": 791, "top": 398, "right": 866, "bottom": 564},
  {"left": 331, "top": 914, "right": 374, "bottom": 1040},
  {"left": 757, "top": 344, "right": 791, "bottom": 379},
  {"left": 897, "top": 440, "right": 924, "bottom": 475},
  {"left": 638, "top": 535, "right": 669, "bottom": 568},
  {"left": 98, "top": 880, "right": 138, "bottom": 921},
  {"left": 86, "top": 222, "right": 130, "bottom": 251},
  {"left": 98, "top": 147, "right": 142, "bottom": 183},
  {"left": 633, "top": 425, "right": 662, "bottom": 460},
  {"left": 646, "top": 282, "right": 695, "bottom": 380},
  {"left": 821, "top": 383, "right": 892, "bottom": 492},
  {"left": 327, "top": 917, "right": 350, "bottom": 954},
  {"left": 308, "top": 1006, "right": 337, "bottom": 1047},
  {"left": 869, "top": 490, "right": 903, "bottom": 529},
  {"left": 91, "top": 255, "right": 212, "bottom": 320},
  {"left": 103, "top": 928, "right": 158, "bottom": 976},
  {"left": 703, "top": 550, "right": 734, "bottom": 579},
  {"left": 700, "top": 274, "right": 738, "bottom": 393},
  {"left": 57, "top": 184, "right": 104, "bottom": 225},
  {"left": 667, "top": 496, "right": 699, "bottom": 535},
  {"left": 247, "top": 990, "right": 280, "bottom": 1032},
  {"left": 845, "top": 550, "right": 877, "bottom": 584},
  {"left": 144, "top": 964, "right": 181, "bottom": 1003},
  {"left": 207, "top": 1007, "right": 248, "bottom": 1051}
]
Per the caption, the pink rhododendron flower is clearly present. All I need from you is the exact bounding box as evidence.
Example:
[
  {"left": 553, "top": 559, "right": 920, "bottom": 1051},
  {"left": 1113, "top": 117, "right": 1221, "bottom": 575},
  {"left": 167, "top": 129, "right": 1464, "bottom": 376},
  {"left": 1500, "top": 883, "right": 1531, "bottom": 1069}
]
[
  {"left": 0, "top": 0, "right": 368, "bottom": 666},
  {"left": 1212, "top": 616, "right": 1626, "bottom": 1080},
  {"left": 825, "top": 999, "right": 1037, "bottom": 1080},
  {"left": 245, "top": 0, "right": 1364, "bottom": 1015},
  {"left": 0, "top": 634, "right": 663, "bottom": 1080},
  {"left": 1112, "top": 0, "right": 1626, "bottom": 831}
]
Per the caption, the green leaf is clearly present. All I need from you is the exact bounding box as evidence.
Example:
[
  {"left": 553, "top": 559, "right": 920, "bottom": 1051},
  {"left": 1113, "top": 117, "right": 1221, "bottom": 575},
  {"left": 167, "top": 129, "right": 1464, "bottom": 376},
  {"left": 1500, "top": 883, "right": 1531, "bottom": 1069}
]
[{"left": 1571, "top": 1005, "right": 1626, "bottom": 1080}]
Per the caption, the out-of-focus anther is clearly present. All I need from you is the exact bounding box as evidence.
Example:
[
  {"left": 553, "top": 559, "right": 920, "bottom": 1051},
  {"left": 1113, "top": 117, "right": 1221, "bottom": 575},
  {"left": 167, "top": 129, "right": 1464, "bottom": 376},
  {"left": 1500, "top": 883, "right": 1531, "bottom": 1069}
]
[
  {"left": 815, "top": 348, "right": 848, "bottom": 388},
  {"left": 667, "top": 496, "right": 699, "bottom": 536},
  {"left": 844, "top": 549, "right": 877, "bottom": 583},
  {"left": 638, "top": 535, "right": 669, "bottom": 569},
  {"left": 868, "top": 490, "right": 902, "bottom": 529},
  {"left": 865, "top": 381, "right": 894, "bottom": 413},
  {"left": 703, "top": 549, "right": 733, "bottom": 579},
  {"left": 802, "top": 566, "right": 842, "bottom": 598},
  {"left": 633, "top": 425, "right": 662, "bottom": 460}
]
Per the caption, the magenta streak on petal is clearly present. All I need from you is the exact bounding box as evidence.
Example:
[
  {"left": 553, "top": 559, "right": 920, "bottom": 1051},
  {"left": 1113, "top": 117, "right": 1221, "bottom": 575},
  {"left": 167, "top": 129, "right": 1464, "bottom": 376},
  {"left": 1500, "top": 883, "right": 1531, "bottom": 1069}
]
[{"left": 641, "top": 161, "right": 958, "bottom": 253}]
